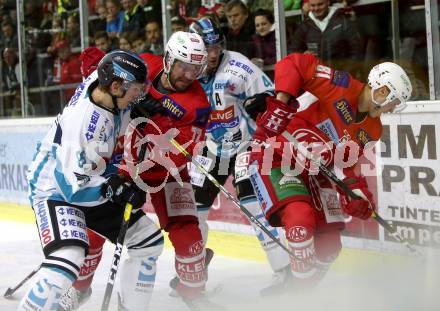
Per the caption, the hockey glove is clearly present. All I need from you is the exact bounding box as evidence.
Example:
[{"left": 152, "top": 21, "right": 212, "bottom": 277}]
[
  {"left": 102, "top": 175, "right": 146, "bottom": 211},
  {"left": 131, "top": 94, "right": 168, "bottom": 119},
  {"left": 339, "top": 175, "right": 375, "bottom": 220},
  {"left": 243, "top": 91, "right": 275, "bottom": 121},
  {"left": 253, "top": 96, "right": 298, "bottom": 140}
]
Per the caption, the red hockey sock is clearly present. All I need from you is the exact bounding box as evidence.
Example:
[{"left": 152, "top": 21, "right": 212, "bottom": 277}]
[
  {"left": 279, "top": 201, "right": 318, "bottom": 286},
  {"left": 72, "top": 230, "right": 105, "bottom": 291},
  {"left": 167, "top": 221, "right": 206, "bottom": 299}
]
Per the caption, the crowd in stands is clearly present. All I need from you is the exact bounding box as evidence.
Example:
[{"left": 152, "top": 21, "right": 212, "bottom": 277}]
[{"left": 0, "top": 0, "right": 430, "bottom": 116}]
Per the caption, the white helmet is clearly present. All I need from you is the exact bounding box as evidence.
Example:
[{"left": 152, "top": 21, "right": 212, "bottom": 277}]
[
  {"left": 368, "top": 62, "right": 412, "bottom": 112},
  {"left": 163, "top": 31, "right": 208, "bottom": 78}
]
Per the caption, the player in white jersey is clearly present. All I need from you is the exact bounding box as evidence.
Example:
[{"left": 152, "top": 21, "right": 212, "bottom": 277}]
[
  {"left": 188, "top": 17, "right": 291, "bottom": 295},
  {"left": 18, "top": 50, "right": 164, "bottom": 311}
]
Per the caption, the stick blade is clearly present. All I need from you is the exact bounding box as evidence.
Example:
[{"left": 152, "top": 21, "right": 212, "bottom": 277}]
[{"left": 4, "top": 287, "right": 15, "bottom": 299}]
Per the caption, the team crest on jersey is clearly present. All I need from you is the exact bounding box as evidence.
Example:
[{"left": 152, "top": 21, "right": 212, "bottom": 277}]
[
  {"left": 356, "top": 128, "right": 371, "bottom": 147},
  {"left": 334, "top": 99, "right": 354, "bottom": 125},
  {"left": 161, "top": 96, "right": 186, "bottom": 120},
  {"left": 331, "top": 70, "right": 350, "bottom": 88}
]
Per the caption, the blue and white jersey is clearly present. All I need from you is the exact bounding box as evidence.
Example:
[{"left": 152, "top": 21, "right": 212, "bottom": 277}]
[
  {"left": 199, "top": 50, "right": 274, "bottom": 158},
  {"left": 27, "top": 71, "right": 131, "bottom": 207}
]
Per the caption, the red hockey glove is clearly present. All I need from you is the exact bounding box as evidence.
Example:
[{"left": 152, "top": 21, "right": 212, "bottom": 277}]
[
  {"left": 339, "top": 175, "right": 375, "bottom": 220},
  {"left": 253, "top": 96, "right": 298, "bottom": 141},
  {"left": 79, "top": 47, "right": 105, "bottom": 78}
]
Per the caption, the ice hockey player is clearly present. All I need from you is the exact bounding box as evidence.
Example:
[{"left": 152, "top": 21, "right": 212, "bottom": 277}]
[
  {"left": 186, "top": 16, "right": 292, "bottom": 296},
  {"left": 125, "top": 31, "right": 223, "bottom": 310},
  {"left": 248, "top": 53, "right": 412, "bottom": 289},
  {"left": 19, "top": 50, "right": 165, "bottom": 311}
]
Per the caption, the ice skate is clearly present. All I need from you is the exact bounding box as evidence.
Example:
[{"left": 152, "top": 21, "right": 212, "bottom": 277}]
[{"left": 259, "top": 265, "right": 293, "bottom": 297}]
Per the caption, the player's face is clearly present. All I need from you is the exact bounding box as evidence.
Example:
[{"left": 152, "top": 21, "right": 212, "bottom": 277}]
[
  {"left": 369, "top": 86, "right": 401, "bottom": 117},
  {"left": 206, "top": 44, "right": 222, "bottom": 71},
  {"left": 170, "top": 60, "right": 204, "bottom": 91},
  {"left": 118, "top": 81, "right": 150, "bottom": 108}
]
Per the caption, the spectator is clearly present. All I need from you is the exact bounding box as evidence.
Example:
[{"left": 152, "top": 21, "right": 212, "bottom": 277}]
[
  {"left": 94, "top": 30, "right": 115, "bottom": 52},
  {"left": 89, "top": 3, "right": 107, "bottom": 38},
  {"left": 0, "top": 21, "right": 18, "bottom": 49},
  {"left": 105, "top": 0, "right": 124, "bottom": 38},
  {"left": 144, "top": 20, "right": 163, "bottom": 55},
  {"left": 291, "top": 0, "right": 362, "bottom": 75},
  {"left": 66, "top": 14, "right": 81, "bottom": 48},
  {"left": 2, "top": 47, "right": 20, "bottom": 91},
  {"left": 252, "top": 9, "right": 276, "bottom": 68},
  {"left": 171, "top": 15, "right": 188, "bottom": 33},
  {"left": 53, "top": 40, "right": 82, "bottom": 103},
  {"left": 132, "top": 31, "right": 147, "bottom": 53},
  {"left": 137, "top": 0, "right": 162, "bottom": 26},
  {"left": 121, "top": 0, "right": 145, "bottom": 33},
  {"left": 118, "top": 31, "right": 135, "bottom": 51},
  {"left": 224, "top": 0, "right": 255, "bottom": 59}
]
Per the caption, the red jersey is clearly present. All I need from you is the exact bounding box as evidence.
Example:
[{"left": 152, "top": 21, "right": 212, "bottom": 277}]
[
  {"left": 276, "top": 53, "right": 382, "bottom": 150},
  {"left": 135, "top": 53, "right": 211, "bottom": 180}
]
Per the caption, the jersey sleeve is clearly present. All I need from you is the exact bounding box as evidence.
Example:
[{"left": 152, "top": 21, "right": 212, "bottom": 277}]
[
  {"left": 243, "top": 64, "right": 274, "bottom": 98},
  {"left": 274, "top": 53, "right": 320, "bottom": 97}
]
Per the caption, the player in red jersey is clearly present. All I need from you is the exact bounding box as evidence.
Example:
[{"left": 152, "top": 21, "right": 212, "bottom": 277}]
[
  {"left": 248, "top": 53, "right": 412, "bottom": 289},
  {"left": 118, "top": 31, "right": 224, "bottom": 310}
]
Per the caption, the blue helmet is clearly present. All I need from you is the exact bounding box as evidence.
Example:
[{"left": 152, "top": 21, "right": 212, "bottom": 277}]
[
  {"left": 189, "top": 17, "right": 225, "bottom": 48},
  {"left": 97, "top": 49, "right": 147, "bottom": 87}
]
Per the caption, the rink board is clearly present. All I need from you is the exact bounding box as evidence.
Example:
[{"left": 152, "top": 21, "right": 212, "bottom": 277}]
[{"left": 0, "top": 102, "right": 439, "bottom": 254}]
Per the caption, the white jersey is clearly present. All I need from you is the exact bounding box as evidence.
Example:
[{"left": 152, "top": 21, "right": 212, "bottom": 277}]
[
  {"left": 199, "top": 50, "right": 274, "bottom": 158},
  {"left": 27, "top": 71, "right": 131, "bottom": 207}
]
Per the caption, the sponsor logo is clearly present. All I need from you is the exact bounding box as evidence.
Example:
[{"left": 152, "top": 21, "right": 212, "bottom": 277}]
[
  {"left": 316, "top": 119, "right": 340, "bottom": 145},
  {"left": 331, "top": 70, "right": 350, "bottom": 88},
  {"left": 287, "top": 226, "right": 308, "bottom": 242},
  {"left": 170, "top": 188, "right": 194, "bottom": 210},
  {"left": 68, "top": 82, "right": 85, "bottom": 106},
  {"left": 206, "top": 117, "right": 239, "bottom": 132},
  {"left": 191, "top": 54, "right": 204, "bottom": 62},
  {"left": 356, "top": 128, "right": 371, "bottom": 147},
  {"left": 334, "top": 99, "right": 354, "bottom": 125},
  {"left": 214, "top": 81, "right": 236, "bottom": 91},
  {"left": 210, "top": 106, "right": 234, "bottom": 122},
  {"left": 85, "top": 110, "right": 100, "bottom": 141},
  {"left": 36, "top": 201, "right": 53, "bottom": 246},
  {"left": 162, "top": 97, "right": 186, "bottom": 120},
  {"left": 227, "top": 59, "right": 254, "bottom": 74},
  {"left": 189, "top": 240, "right": 204, "bottom": 255}
]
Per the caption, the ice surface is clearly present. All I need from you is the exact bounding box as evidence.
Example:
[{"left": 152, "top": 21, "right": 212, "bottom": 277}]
[{"left": 0, "top": 221, "right": 439, "bottom": 311}]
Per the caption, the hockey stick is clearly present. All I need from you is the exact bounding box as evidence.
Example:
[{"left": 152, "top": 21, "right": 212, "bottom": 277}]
[
  {"left": 3, "top": 266, "right": 40, "bottom": 298},
  {"left": 168, "top": 137, "right": 298, "bottom": 259},
  {"left": 281, "top": 131, "right": 421, "bottom": 256},
  {"left": 100, "top": 140, "right": 148, "bottom": 311}
]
